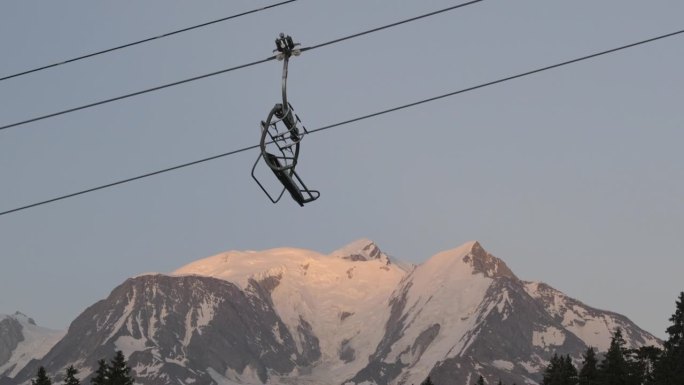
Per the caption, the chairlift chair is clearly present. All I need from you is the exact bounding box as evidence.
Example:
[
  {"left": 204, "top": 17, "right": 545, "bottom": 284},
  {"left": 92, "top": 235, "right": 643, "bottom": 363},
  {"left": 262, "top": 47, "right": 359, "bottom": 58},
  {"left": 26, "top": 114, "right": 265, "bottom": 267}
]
[{"left": 251, "top": 34, "right": 320, "bottom": 206}]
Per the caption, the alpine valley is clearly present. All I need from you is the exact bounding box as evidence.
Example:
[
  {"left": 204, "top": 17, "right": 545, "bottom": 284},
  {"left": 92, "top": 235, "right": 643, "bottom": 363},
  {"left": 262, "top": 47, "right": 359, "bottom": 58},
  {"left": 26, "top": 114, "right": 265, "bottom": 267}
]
[{"left": 0, "top": 240, "right": 661, "bottom": 385}]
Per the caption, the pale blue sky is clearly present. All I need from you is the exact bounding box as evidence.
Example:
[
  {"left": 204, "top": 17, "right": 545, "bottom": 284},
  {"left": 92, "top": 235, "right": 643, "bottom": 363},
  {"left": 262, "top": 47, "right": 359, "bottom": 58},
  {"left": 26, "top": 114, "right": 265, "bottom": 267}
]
[{"left": 1, "top": 1, "right": 682, "bottom": 339}]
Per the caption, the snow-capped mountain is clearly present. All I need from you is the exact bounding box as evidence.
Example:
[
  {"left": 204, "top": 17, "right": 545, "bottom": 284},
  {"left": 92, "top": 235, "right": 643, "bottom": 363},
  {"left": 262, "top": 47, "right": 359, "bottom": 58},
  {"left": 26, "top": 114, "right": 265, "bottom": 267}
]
[
  {"left": 347, "top": 242, "right": 659, "bottom": 385},
  {"left": 4, "top": 240, "right": 661, "bottom": 385},
  {"left": 0, "top": 313, "right": 64, "bottom": 379}
]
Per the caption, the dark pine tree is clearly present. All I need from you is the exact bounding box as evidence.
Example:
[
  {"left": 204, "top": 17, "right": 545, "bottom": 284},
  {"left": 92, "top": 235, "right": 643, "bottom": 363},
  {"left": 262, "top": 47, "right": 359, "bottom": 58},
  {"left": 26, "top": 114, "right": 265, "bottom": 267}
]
[
  {"left": 32, "top": 367, "right": 52, "bottom": 385},
  {"left": 476, "top": 375, "right": 485, "bottom": 385},
  {"left": 578, "top": 347, "right": 599, "bottom": 385},
  {"left": 107, "top": 351, "right": 134, "bottom": 385},
  {"left": 542, "top": 354, "right": 563, "bottom": 385},
  {"left": 561, "top": 355, "right": 578, "bottom": 385},
  {"left": 63, "top": 365, "right": 80, "bottom": 385},
  {"left": 90, "top": 359, "right": 108, "bottom": 385},
  {"left": 420, "top": 376, "right": 435, "bottom": 385},
  {"left": 542, "top": 353, "right": 579, "bottom": 385},
  {"left": 653, "top": 291, "right": 684, "bottom": 385},
  {"left": 598, "top": 328, "right": 632, "bottom": 385},
  {"left": 629, "top": 345, "right": 661, "bottom": 385}
]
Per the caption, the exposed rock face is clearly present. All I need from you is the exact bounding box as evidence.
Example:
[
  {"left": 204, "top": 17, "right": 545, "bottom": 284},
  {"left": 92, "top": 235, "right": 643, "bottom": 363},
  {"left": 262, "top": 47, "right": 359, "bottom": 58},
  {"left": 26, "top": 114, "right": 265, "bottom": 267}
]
[
  {"left": 331, "top": 239, "right": 390, "bottom": 263},
  {"left": 342, "top": 242, "right": 659, "bottom": 385},
  {"left": 0, "top": 317, "right": 23, "bottom": 369},
  {"left": 426, "top": 277, "right": 588, "bottom": 385},
  {"left": 3, "top": 241, "right": 662, "bottom": 385},
  {"left": 12, "top": 275, "right": 318, "bottom": 385},
  {"left": 523, "top": 281, "right": 662, "bottom": 352},
  {"left": 464, "top": 241, "right": 516, "bottom": 279}
]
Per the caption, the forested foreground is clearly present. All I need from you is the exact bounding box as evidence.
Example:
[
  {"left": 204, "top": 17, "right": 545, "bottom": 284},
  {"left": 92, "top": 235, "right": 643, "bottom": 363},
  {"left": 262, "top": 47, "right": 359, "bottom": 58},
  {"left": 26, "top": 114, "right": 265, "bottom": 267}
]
[{"left": 30, "top": 351, "right": 133, "bottom": 385}]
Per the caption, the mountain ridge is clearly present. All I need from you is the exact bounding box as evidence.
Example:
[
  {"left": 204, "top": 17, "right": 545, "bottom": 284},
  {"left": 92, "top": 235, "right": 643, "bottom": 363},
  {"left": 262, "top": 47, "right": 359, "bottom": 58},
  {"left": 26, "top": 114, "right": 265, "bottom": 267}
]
[{"left": 2, "top": 240, "right": 661, "bottom": 385}]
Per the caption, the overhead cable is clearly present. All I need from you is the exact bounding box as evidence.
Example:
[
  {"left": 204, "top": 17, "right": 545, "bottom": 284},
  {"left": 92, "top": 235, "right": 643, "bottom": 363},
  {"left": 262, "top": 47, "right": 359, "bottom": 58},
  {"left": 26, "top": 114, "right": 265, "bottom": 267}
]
[
  {"left": 306, "top": 28, "right": 684, "bottom": 136},
  {"left": 300, "top": 0, "right": 483, "bottom": 52},
  {"left": 2, "top": 28, "right": 683, "bottom": 217},
  {"left": 0, "top": 0, "right": 484, "bottom": 132},
  {"left": 0, "top": 0, "right": 297, "bottom": 83},
  {"left": 0, "top": 56, "right": 276, "bottom": 131}
]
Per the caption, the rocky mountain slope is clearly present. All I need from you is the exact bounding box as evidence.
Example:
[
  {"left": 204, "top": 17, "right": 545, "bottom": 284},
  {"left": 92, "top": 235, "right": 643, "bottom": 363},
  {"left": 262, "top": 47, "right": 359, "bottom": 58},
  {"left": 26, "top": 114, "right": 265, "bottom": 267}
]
[
  {"left": 0, "top": 313, "right": 63, "bottom": 379},
  {"left": 3, "top": 240, "right": 660, "bottom": 385}
]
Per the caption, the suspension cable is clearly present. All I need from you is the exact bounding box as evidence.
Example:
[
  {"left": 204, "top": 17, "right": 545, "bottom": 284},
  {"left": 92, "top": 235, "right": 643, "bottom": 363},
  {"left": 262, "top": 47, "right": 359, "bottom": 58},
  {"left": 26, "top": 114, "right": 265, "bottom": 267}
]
[{"left": 2, "top": 28, "right": 682, "bottom": 217}]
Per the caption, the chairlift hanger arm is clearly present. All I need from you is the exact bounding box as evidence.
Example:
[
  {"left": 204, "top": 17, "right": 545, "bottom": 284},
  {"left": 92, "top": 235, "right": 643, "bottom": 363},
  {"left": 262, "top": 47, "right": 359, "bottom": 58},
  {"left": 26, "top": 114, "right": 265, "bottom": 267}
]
[
  {"left": 274, "top": 33, "right": 301, "bottom": 114},
  {"left": 282, "top": 56, "right": 290, "bottom": 109}
]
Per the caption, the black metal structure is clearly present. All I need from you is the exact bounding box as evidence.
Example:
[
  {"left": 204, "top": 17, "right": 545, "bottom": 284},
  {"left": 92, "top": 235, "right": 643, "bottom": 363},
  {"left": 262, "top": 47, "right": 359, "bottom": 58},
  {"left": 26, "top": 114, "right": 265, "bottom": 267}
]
[{"left": 252, "top": 34, "right": 319, "bottom": 206}]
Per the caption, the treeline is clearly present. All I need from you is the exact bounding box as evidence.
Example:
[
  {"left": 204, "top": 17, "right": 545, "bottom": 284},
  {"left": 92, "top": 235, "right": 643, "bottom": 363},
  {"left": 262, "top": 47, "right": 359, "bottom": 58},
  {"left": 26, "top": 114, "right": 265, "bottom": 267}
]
[
  {"left": 543, "top": 291, "right": 683, "bottom": 385},
  {"left": 540, "top": 328, "right": 661, "bottom": 385},
  {"left": 421, "top": 291, "right": 684, "bottom": 385},
  {"left": 30, "top": 351, "right": 133, "bottom": 385}
]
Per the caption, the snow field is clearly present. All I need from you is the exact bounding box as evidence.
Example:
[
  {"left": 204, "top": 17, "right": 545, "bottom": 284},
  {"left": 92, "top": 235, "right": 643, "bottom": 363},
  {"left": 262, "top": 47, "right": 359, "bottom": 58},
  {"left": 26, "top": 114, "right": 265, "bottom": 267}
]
[
  {"left": 383, "top": 242, "right": 497, "bottom": 385},
  {"left": 174, "top": 241, "right": 408, "bottom": 382},
  {"left": 0, "top": 313, "right": 65, "bottom": 378}
]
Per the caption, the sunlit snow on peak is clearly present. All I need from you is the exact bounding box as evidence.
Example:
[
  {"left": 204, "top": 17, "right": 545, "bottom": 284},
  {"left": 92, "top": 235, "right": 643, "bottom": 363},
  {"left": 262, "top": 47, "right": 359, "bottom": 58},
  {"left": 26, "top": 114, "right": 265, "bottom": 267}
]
[
  {"left": 170, "top": 242, "right": 410, "bottom": 379},
  {"left": 329, "top": 238, "right": 386, "bottom": 262}
]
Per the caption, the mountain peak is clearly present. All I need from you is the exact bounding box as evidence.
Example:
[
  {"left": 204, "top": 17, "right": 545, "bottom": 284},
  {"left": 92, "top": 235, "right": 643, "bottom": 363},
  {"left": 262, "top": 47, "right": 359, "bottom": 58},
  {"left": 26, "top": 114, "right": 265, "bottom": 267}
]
[
  {"left": 8, "top": 311, "right": 36, "bottom": 326},
  {"left": 330, "top": 238, "right": 388, "bottom": 262},
  {"left": 462, "top": 241, "right": 517, "bottom": 279},
  {"left": 421, "top": 241, "right": 517, "bottom": 280}
]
